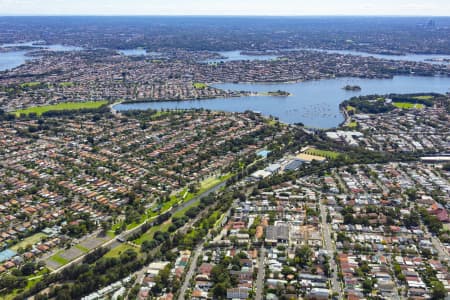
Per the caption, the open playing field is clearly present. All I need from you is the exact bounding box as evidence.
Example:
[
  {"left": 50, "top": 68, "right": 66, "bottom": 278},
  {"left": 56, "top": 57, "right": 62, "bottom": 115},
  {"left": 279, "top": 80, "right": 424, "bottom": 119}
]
[
  {"left": 393, "top": 102, "right": 425, "bottom": 109},
  {"left": 10, "top": 233, "right": 47, "bottom": 251},
  {"left": 20, "top": 82, "right": 42, "bottom": 88},
  {"left": 297, "top": 153, "right": 327, "bottom": 162},
  {"left": 193, "top": 82, "right": 208, "bottom": 89},
  {"left": 14, "top": 100, "right": 108, "bottom": 116},
  {"left": 305, "top": 148, "right": 340, "bottom": 159}
]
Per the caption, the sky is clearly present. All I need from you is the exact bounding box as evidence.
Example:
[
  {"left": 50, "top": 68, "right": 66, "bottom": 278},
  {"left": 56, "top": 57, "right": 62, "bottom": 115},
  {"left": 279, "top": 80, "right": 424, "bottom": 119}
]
[{"left": 0, "top": 0, "right": 449, "bottom": 16}]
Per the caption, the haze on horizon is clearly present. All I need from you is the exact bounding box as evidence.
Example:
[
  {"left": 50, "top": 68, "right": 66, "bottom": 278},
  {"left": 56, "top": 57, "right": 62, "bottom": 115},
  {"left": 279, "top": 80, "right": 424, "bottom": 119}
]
[{"left": 0, "top": 0, "right": 449, "bottom": 16}]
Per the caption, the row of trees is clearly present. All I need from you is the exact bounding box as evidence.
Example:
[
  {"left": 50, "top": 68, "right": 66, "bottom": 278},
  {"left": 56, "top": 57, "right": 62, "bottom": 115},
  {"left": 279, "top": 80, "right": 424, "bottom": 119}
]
[{"left": 13, "top": 245, "right": 143, "bottom": 300}]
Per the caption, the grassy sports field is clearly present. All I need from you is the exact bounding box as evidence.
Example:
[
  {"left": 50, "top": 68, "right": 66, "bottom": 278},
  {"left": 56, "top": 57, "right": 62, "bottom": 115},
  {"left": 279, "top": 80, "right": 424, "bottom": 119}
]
[{"left": 14, "top": 100, "right": 108, "bottom": 116}]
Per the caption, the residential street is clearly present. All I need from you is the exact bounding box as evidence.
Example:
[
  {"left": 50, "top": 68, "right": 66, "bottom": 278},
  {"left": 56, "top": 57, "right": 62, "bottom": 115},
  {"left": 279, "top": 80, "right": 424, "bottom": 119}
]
[
  {"left": 255, "top": 247, "right": 266, "bottom": 300},
  {"left": 319, "top": 202, "right": 342, "bottom": 299},
  {"left": 431, "top": 236, "right": 450, "bottom": 261},
  {"left": 178, "top": 244, "right": 203, "bottom": 300}
]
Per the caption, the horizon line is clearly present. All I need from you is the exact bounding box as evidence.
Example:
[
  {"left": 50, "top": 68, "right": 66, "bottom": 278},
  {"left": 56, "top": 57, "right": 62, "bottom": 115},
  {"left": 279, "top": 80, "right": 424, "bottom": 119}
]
[{"left": 0, "top": 14, "right": 449, "bottom": 17}]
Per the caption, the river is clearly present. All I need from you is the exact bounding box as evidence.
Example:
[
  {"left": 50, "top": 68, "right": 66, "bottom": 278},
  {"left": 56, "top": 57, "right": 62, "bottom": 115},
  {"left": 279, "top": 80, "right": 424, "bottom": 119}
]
[
  {"left": 204, "top": 50, "right": 278, "bottom": 63},
  {"left": 205, "top": 49, "right": 450, "bottom": 65},
  {"left": 0, "top": 50, "right": 30, "bottom": 72},
  {"left": 292, "top": 48, "right": 450, "bottom": 65},
  {"left": 0, "top": 41, "right": 82, "bottom": 71},
  {"left": 114, "top": 76, "right": 450, "bottom": 128}
]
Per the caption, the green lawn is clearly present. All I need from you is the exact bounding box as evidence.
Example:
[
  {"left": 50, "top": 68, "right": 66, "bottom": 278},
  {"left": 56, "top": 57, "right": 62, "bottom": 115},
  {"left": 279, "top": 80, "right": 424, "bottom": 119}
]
[
  {"left": 208, "top": 211, "right": 221, "bottom": 227},
  {"left": 109, "top": 188, "right": 210, "bottom": 254},
  {"left": 10, "top": 233, "right": 47, "bottom": 251},
  {"left": 346, "top": 105, "right": 356, "bottom": 112},
  {"left": 104, "top": 243, "right": 135, "bottom": 258},
  {"left": 136, "top": 198, "right": 202, "bottom": 245},
  {"left": 49, "top": 252, "right": 69, "bottom": 266},
  {"left": 174, "top": 174, "right": 232, "bottom": 205},
  {"left": 305, "top": 148, "right": 340, "bottom": 159},
  {"left": 199, "top": 174, "right": 232, "bottom": 193},
  {"left": 267, "top": 119, "right": 279, "bottom": 126},
  {"left": 58, "top": 82, "right": 74, "bottom": 88},
  {"left": 3, "top": 268, "right": 49, "bottom": 300},
  {"left": 346, "top": 121, "right": 358, "bottom": 128},
  {"left": 135, "top": 221, "right": 172, "bottom": 245},
  {"left": 110, "top": 173, "right": 233, "bottom": 251},
  {"left": 75, "top": 244, "right": 89, "bottom": 253},
  {"left": 393, "top": 102, "right": 425, "bottom": 109},
  {"left": 4, "top": 292, "right": 16, "bottom": 300},
  {"left": 116, "top": 193, "right": 178, "bottom": 231},
  {"left": 20, "top": 82, "right": 42, "bottom": 88},
  {"left": 214, "top": 212, "right": 227, "bottom": 228},
  {"left": 412, "top": 95, "right": 433, "bottom": 100},
  {"left": 193, "top": 82, "right": 208, "bottom": 89},
  {"left": 14, "top": 100, "right": 108, "bottom": 116},
  {"left": 172, "top": 199, "right": 201, "bottom": 219},
  {"left": 113, "top": 173, "right": 232, "bottom": 235}
]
